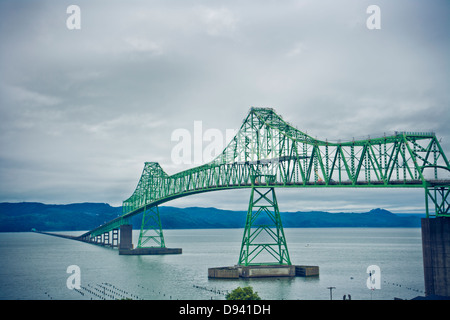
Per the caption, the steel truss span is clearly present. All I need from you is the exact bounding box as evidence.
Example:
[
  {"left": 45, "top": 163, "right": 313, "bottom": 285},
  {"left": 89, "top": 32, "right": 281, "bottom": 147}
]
[{"left": 82, "top": 107, "right": 450, "bottom": 247}]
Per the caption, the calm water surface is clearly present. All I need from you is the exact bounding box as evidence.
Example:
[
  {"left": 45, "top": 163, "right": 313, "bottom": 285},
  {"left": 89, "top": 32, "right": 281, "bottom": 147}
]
[{"left": 0, "top": 228, "right": 424, "bottom": 300}]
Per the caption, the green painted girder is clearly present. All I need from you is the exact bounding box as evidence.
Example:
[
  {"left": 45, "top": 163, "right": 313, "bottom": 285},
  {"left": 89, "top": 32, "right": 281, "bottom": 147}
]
[
  {"left": 82, "top": 108, "right": 450, "bottom": 238},
  {"left": 238, "top": 186, "right": 291, "bottom": 266},
  {"left": 137, "top": 205, "right": 165, "bottom": 248},
  {"left": 425, "top": 186, "right": 450, "bottom": 218}
]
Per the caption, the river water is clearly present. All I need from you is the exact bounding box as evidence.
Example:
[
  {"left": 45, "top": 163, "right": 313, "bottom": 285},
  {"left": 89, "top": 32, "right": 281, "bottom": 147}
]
[{"left": 0, "top": 228, "right": 425, "bottom": 300}]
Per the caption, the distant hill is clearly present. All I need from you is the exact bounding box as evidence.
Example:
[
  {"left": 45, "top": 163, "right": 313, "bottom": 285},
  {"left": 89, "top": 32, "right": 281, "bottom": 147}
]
[
  {"left": 0, "top": 202, "right": 423, "bottom": 232},
  {"left": 0, "top": 202, "right": 122, "bottom": 232}
]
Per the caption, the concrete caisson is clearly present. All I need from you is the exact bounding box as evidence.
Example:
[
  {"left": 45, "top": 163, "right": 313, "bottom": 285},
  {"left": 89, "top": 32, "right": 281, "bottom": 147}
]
[
  {"left": 119, "top": 224, "right": 133, "bottom": 250},
  {"left": 208, "top": 265, "right": 319, "bottom": 279},
  {"left": 295, "top": 265, "right": 319, "bottom": 277},
  {"left": 208, "top": 267, "right": 240, "bottom": 279},
  {"left": 119, "top": 247, "right": 182, "bottom": 255}
]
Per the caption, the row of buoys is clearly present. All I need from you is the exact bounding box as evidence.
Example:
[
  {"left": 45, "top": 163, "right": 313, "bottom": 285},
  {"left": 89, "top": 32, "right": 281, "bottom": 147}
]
[
  {"left": 80, "top": 285, "right": 108, "bottom": 300},
  {"left": 45, "top": 281, "right": 193, "bottom": 300},
  {"left": 193, "top": 284, "right": 228, "bottom": 296},
  {"left": 383, "top": 280, "right": 425, "bottom": 294},
  {"left": 96, "top": 282, "right": 139, "bottom": 300},
  {"left": 73, "top": 288, "right": 84, "bottom": 296},
  {"left": 71, "top": 283, "right": 137, "bottom": 300},
  {"left": 42, "top": 282, "right": 141, "bottom": 300},
  {"left": 137, "top": 284, "right": 173, "bottom": 299}
]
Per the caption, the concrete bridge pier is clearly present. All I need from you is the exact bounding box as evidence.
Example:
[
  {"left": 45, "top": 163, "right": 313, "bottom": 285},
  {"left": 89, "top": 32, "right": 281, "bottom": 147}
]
[
  {"left": 119, "top": 224, "right": 133, "bottom": 250},
  {"left": 103, "top": 231, "right": 110, "bottom": 246},
  {"left": 112, "top": 228, "right": 119, "bottom": 247},
  {"left": 117, "top": 223, "right": 182, "bottom": 255},
  {"left": 421, "top": 217, "right": 450, "bottom": 297}
]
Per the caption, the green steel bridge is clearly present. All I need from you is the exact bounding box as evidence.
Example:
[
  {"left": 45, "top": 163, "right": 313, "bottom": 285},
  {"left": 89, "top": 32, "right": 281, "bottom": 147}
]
[{"left": 78, "top": 107, "right": 450, "bottom": 266}]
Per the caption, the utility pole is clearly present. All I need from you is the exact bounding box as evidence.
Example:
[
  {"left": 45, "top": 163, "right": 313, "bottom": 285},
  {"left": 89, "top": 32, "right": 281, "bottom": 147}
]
[{"left": 327, "top": 287, "right": 336, "bottom": 300}]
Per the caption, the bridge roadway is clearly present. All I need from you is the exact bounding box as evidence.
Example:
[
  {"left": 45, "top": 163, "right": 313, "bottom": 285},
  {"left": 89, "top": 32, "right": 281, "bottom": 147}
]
[{"left": 80, "top": 177, "right": 450, "bottom": 240}]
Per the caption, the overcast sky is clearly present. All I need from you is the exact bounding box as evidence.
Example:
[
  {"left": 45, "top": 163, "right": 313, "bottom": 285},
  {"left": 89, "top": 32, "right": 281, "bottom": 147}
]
[{"left": 0, "top": 0, "right": 449, "bottom": 213}]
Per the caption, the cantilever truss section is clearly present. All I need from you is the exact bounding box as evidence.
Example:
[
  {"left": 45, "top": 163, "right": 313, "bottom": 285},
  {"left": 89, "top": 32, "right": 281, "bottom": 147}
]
[
  {"left": 83, "top": 107, "right": 450, "bottom": 239},
  {"left": 122, "top": 108, "right": 450, "bottom": 215}
]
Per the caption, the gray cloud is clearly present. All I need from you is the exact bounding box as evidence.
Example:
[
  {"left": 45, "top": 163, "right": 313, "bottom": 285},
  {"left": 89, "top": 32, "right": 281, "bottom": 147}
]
[{"left": 0, "top": 0, "right": 449, "bottom": 213}]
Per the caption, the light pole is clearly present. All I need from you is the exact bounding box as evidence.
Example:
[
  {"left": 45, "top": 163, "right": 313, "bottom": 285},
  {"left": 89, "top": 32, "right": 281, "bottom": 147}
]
[{"left": 327, "top": 287, "right": 336, "bottom": 300}]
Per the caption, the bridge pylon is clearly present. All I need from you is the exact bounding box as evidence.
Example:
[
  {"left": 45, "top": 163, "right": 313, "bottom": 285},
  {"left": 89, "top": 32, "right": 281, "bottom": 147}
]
[
  {"left": 238, "top": 176, "right": 291, "bottom": 266},
  {"left": 137, "top": 205, "right": 166, "bottom": 248}
]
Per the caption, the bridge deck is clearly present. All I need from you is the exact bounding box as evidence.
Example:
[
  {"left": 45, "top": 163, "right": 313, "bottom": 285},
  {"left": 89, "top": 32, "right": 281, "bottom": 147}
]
[{"left": 81, "top": 178, "right": 450, "bottom": 239}]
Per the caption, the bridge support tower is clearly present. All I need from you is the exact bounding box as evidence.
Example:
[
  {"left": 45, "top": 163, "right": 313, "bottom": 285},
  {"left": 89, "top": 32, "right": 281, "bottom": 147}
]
[
  {"left": 137, "top": 205, "right": 166, "bottom": 248},
  {"left": 238, "top": 185, "right": 291, "bottom": 266},
  {"left": 422, "top": 185, "right": 450, "bottom": 297},
  {"left": 119, "top": 206, "right": 182, "bottom": 255},
  {"left": 210, "top": 183, "right": 319, "bottom": 278}
]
